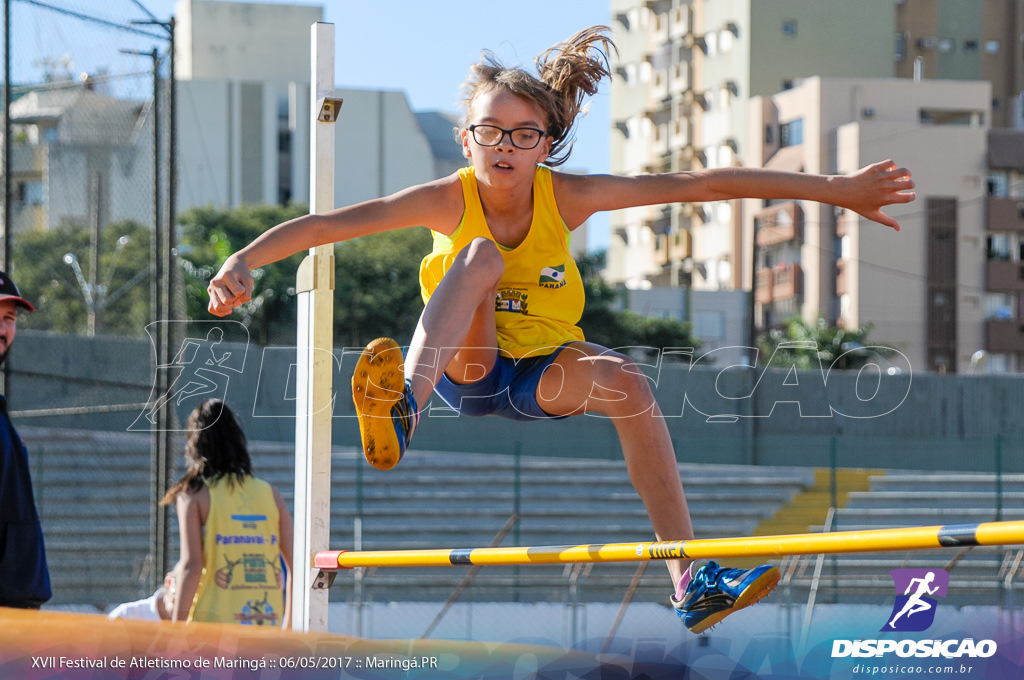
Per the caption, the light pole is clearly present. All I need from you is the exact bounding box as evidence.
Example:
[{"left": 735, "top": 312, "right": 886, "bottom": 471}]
[
  {"left": 62, "top": 235, "right": 136, "bottom": 336},
  {"left": 128, "top": 15, "right": 177, "bottom": 595}
]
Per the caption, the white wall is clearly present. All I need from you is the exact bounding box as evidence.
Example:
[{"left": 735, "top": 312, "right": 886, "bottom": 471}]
[{"left": 175, "top": 0, "right": 322, "bottom": 83}]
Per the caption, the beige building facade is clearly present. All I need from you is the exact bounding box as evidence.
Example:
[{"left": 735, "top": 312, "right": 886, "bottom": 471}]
[
  {"left": 746, "top": 77, "right": 990, "bottom": 374},
  {"left": 173, "top": 0, "right": 451, "bottom": 213},
  {"left": 608, "top": 0, "right": 1024, "bottom": 372}
]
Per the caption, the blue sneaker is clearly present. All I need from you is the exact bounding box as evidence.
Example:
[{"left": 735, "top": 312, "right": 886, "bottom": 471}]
[
  {"left": 352, "top": 337, "right": 419, "bottom": 470},
  {"left": 671, "top": 559, "right": 780, "bottom": 633}
]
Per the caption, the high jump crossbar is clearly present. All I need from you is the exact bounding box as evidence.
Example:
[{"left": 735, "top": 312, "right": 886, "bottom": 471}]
[{"left": 313, "top": 520, "right": 1024, "bottom": 573}]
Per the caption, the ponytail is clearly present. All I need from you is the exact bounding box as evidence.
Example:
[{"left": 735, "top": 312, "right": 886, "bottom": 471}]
[{"left": 535, "top": 26, "right": 614, "bottom": 166}]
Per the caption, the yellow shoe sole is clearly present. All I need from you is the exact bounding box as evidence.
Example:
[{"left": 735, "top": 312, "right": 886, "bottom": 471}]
[{"left": 352, "top": 337, "right": 406, "bottom": 470}]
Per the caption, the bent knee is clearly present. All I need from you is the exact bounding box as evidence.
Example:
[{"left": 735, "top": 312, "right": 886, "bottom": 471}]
[
  {"left": 460, "top": 238, "right": 503, "bottom": 269},
  {"left": 448, "top": 238, "right": 503, "bottom": 288},
  {"left": 591, "top": 351, "right": 655, "bottom": 401}
]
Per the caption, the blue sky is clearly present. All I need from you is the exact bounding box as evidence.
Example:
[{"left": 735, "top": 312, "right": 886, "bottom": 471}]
[{"left": 138, "top": 0, "right": 616, "bottom": 248}]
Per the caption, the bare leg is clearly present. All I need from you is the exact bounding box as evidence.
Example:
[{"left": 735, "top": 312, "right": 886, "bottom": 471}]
[
  {"left": 404, "top": 237, "right": 503, "bottom": 407},
  {"left": 537, "top": 342, "right": 693, "bottom": 587}
]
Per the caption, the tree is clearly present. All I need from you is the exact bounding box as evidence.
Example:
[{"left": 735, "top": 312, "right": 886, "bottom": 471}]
[
  {"left": 577, "top": 251, "right": 698, "bottom": 359},
  {"left": 332, "top": 228, "right": 432, "bottom": 348},
  {"left": 758, "top": 317, "right": 885, "bottom": 369},
  {"left": 178, "top": 203, "right": 309, "bottom": 346},
  {"left": 178, "top": 204, "right": 432, "bottom": 347},
  {"left": 12, "top": 207, "right": 702, "bottom": 362},
  {"left": 12, "top": 219, "right": 152, "bottom": 336}
]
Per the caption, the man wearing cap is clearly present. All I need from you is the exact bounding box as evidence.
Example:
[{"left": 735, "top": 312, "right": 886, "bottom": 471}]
[{"left": 0, "top": 270, "right": 51, "bottom": 609}]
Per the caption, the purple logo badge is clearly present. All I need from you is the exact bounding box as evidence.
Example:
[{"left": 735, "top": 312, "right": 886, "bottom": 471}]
[{"left": 881, "top": 568, "right": 949, "bottom": 632}]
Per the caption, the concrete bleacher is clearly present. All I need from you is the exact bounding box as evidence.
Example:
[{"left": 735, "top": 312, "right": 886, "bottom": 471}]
[
  {"left": 313, "top": 451, "right": 814, "bottom": 603},
  {"left": 783, "top": 472, "right": 1024, "bottom": 605},
  {"left": 28, "top": 425, "right": 1024, "bottom": 610},
  {"left": 23, "top": 427, "right": 814, "bottom": 609}
]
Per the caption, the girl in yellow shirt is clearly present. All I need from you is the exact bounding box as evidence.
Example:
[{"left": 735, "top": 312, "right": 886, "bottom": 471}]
[
  {"left": 206, "top": 27, "right": 914, "bottom": 633},
  {"left": 162, "top": 399, "right": 293, "bottom": 628}
]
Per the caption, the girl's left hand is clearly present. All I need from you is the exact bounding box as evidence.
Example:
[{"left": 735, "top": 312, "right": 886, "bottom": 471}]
[{"left": 837, "top": 159, "right": 916, "bottom": 231}]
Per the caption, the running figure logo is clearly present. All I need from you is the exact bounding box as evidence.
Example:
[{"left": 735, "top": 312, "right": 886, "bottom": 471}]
[
  {"left": 130, "top": 321, "right": 249, "bottom": 431},
  {"left": 882, "top": 568, "right": 949, "bottom": 632}
]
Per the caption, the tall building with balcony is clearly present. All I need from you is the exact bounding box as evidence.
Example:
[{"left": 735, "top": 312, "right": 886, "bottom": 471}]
[
  {"left": 608, "top": 0, "right": 894, "bottom": 292},
  {"left": 895, "top": 0, "right": 1024, "bottom": 128},
  {"left": 746, "top": 77, "right": 991, "bottom": 374},
  {"left": 982, "top": 128, "right": 1024, "bottom": 371},
  {"left": 608, "top": 0, "right": 1024, "bottom": 371}
]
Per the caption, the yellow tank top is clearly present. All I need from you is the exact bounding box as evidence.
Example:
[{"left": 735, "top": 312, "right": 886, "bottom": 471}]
[
  {"left": 188, "top": 476, "right": 285, "bottom": 626},
  {"left": 419, "top": 165, "right": 585, "bottom": 358}
]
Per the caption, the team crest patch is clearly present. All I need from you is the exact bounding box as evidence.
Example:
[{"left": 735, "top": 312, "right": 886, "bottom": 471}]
[
  {"left": 539, "top": 264, "right": 566, "bottom": 289},
  {"left": 496, "top": 288, "right": 529, "bottom": 314}
]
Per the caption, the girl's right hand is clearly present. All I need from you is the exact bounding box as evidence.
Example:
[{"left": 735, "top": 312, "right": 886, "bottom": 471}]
[{"left": 207, "top": 254, "right": 253, "bottom": 317}]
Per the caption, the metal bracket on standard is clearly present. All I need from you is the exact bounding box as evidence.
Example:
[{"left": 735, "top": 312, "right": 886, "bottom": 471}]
[
  {"left": 317, "top": 97, "right": 344, "bottom": 123},
  {"left": 295, "top": 252, "right": 336, "bottom": 294},
  {"left": 311, "top": 550, "right": 346, "bottom": 590},
  {"left": 311, "top": 568, "right": 337, "bottom": 591}
]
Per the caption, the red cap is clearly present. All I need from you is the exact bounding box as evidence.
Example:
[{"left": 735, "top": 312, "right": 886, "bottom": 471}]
[{"left": 0, "top": 271, "right": 35, "bottom": 312}]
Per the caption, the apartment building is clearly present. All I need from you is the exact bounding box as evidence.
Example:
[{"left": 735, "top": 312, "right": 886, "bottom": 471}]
[
  {"left": 895, "top": 0, "right": 1024, "bottom": 128},
  {"left": 981, "top": 128, "right": 1024, "bottom": 372},
  {"left": 5, "top": 0, "right": 461, "bottom": 241},
  {"left": 174, "top": 0, "right": 451, "bottom": 212},
  {"left": 608, "top": 0, "right": 1024, "bottom": 371},
  {"left": 6, "top": 87, "right": 155, "bottom": 234},
  {"left": 608, "top": 0, "right": 893, "bottom": 290},
  {"left": 747, "top": 77, "right": 990, "bottom": 374}
]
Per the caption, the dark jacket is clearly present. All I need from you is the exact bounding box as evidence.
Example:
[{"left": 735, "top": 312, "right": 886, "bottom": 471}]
[{"left": 0, "top": 394, "right": 51, "bottom": 608}]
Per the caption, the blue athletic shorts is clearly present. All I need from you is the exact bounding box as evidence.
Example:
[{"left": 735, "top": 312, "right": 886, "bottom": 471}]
[{"left": 433, "top": 345, "right": 570, "bottom": 421}]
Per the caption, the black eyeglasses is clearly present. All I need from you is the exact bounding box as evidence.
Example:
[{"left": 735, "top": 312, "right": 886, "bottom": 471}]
[{"left": 468, "top": 124, "right": 546, "bottom": 150}]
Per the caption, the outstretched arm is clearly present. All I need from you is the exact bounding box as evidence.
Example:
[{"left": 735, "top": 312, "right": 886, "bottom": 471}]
[
  {"left": 207, "top": 176, "right": 462, "bottom": 317},
  {"left": 556, "top": 159, "right": 915, "bottom": 232}
]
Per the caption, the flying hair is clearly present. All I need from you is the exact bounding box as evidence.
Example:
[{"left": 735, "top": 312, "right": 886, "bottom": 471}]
[{"left": 460, "top": 26, "right": 615, "bottom": 167}]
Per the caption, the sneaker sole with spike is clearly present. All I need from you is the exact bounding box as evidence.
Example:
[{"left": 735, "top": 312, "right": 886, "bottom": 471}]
[
  {"left": 687, "top": 565, "right": 781, "bottom": 634},
  {"left": 352, "top": 337, "right": 406, "bottom": 470}
]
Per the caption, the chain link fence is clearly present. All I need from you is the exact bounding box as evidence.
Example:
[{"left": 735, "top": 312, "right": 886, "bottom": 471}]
[
  {"left": 4, "top": 1, "right": 175, "bottom": 337},
  {"left": 2, "top": 0, "right": 178, "bottom": 600}
]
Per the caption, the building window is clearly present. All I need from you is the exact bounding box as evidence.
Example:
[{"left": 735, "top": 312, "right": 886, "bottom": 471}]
[
  {"left": 895, "top": 33, "right": 907, "bottom": 61},
  {"left": 22, "top": 181, "right": 43, "bottom": 206},
  {"left": 782, "top": 19, "right": 797, "bottom": 36},
  {"left": 780, "top": 118, "right": 803, "bottom": 147},
  {"left": 919, "top": 108, "right": 983, "bottom": 126},
  {"left": 963, "top": 39, "right": 979, "bottom": 52},
  {"left": 717, "top": 85, "right": 731, "bottom": 110},
  {"left": 705, "top": 31, "right": 718, "bottom": 56},
  {"left": 985, "top": 40, "right": 1000, "bottom": 53},
  {"left": 985, "top": 293, "right": 1015, "bottom": 319},
  {"left": 716, "top": 201, "right": 732, "bottom": 224},
  {"left": 988, "top": 172, "right": 1009, "bottom": 197},
  {"left": 719, "top": 28, "right": 734, "bottom": 52},
  {"left": 765, "top": 125, "right": 774, "bottom": 144}
]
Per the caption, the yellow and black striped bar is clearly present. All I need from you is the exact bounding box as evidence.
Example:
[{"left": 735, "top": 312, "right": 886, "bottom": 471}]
[{"left": 313, "top": 520, "right": 1024, "bottom": 570}]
